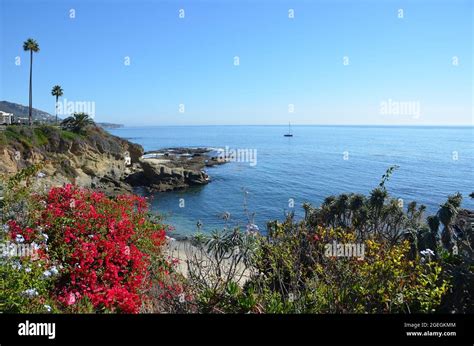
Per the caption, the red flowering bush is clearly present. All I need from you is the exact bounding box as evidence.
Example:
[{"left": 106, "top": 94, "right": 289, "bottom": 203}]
[
  {"left": 43, "top": 185, "right": 172, "bottom": 312},
  {"left": 6, "top": 184, "right": 174, "bottom": 313}
]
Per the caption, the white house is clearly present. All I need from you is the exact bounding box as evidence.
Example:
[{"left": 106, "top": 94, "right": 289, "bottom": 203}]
[{"left": 0, "top": 111, "right": 13, "bottom": 125}]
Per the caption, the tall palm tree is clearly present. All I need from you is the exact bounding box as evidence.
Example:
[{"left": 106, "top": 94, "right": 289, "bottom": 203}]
[
  {"left": 23, "top": 38, "right": 40, "bottom": 126},
  {"left": 51, "top": 85, "right": 64, "bottom": 125}
]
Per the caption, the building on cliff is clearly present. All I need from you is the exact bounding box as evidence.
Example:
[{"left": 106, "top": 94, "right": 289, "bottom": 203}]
[{"left": 0, "top": 111, "right": 13, "bottom": 125}]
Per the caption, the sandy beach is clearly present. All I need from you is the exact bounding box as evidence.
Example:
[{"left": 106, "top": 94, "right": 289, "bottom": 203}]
[{"left": 164, "top": 238, "right": 251, "bottom": 285}]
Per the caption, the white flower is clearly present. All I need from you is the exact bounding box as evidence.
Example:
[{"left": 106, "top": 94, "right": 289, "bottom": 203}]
[
  {"left": 25, "top": 267, "right": 32, "bottom": 273},
  {"left": 37, "top": 172, "right": 46, "bottom": 178},
  {"left": 43, "top": 270, "right": 52, "bottom": 278},
  {"left": 2, "top": 223, "right": 9, "bottom": 233},
  {"left": 420, "top": 249, "right": 435, "bottom": 257},
  {"left": 44, "top": 304, "right": 52, "bottom": 312},
  {"left": 15, "top": 234, "right": 25, "bottom": 243},
  {"left": 1, "top": 243, "right": 11, "bottom": 258},
  {"left": 23, "top": 288, "right": 39, "bottom": 297},
  {"left": 50, "top": 266, "right": 59, "bottom": 275}
]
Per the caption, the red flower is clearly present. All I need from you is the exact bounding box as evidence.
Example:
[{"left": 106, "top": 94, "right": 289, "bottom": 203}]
[
  {"left": 7, "top": 184, "right": 175, "bottom": 313},
  {"left": 66, "top": 292, "right": 76, "bottom": 306}
]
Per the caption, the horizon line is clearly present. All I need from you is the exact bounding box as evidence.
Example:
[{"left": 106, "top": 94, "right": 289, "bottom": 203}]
[{"left": 110, "top": 123, "right": 474, "bottom": 128}]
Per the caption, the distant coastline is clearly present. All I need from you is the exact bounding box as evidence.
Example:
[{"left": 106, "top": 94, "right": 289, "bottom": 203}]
[
  {"left": 0, "top": 100, "right": 123, "bottom": 129},
  {"left": 96, "top": 122, "right": 123, "bottom": 129},
  {"left": 109, "top": 124, "right": 474, "bottom": 128}
]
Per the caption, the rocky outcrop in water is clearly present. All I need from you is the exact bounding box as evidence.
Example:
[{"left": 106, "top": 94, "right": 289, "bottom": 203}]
[{"left": 125, "top": 147, "right": 227, "bottom": 192}]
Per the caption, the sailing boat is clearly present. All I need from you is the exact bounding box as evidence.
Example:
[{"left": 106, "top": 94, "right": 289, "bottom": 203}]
[{"left": 284, "top": 122, "right": 293, "bottom": 137}]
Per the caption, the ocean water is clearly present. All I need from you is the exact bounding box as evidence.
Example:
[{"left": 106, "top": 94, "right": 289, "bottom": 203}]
[{"left": 108, "top": 126, "right": 474, "bottom": 237}]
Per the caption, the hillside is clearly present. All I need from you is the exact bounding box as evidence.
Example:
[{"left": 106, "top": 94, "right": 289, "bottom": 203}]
[
  {"left": 0, "top": 124, "right": 143, "bottom": 195},
  {"left": 0, "top": 100, "right": 55, "bottom": 122}
]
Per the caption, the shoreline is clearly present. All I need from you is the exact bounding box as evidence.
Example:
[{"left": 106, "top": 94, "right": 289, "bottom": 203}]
[
  {"left": 164, "top": 236, "right": 251, "bottom": 285},
  {"left": 0, "top": 124, "right": 232, "bottom": 198}
]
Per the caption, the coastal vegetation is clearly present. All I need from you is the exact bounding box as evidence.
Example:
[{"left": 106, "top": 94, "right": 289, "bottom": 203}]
[
  {"left": 1, "top": 163, "right": 472, "bottom": 314},
  {"left": 60, "top": 112, "right": 94, "bottom": 134},
  {"left": 175, "top": 172, "right": 473, "bottom": 314},
  {"left": 1, "top": 36, "right": 471, "bottom": 315},
  {"left": 1, "top": 168, "right": 176, "bottom": 313}
]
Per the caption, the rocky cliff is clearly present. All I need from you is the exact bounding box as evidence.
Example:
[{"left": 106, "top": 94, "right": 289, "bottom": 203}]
[{"left": 0, "top": 125, "right": 212, "bottom": 195}]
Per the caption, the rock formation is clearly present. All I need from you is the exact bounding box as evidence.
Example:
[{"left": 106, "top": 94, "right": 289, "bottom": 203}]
[{"left": 0, "top": 125, "right": 224, "bottom": 195}]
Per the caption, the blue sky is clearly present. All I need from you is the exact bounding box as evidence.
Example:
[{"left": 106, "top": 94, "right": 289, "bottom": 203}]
[{"left": 0, "top": 0, "right": 472, "bottom": 126}]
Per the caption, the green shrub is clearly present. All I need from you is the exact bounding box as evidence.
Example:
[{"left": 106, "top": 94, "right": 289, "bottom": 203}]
[
  {"left": 248, "top": 222, "right": 448, "bottom": 313},
  {"left": 4, "top": 126, "right": 33, "bottom": 149},
  {"left": 32, "top": 127, "right": 50, "bottom": 146},
  {"left": 59, "top": 130, "right": 80, "bottom": 141},
  {"left": 0, "top": 251, "right": 57, "bottom": 313},
  {"left": 0, "top": 166, "right": 177, "bottom": 314}
]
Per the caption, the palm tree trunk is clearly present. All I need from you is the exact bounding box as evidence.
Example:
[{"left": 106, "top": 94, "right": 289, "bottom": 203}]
[
  {"left": 29, "top": 50, "right": 33, "bottom": 126},
  {"left": 55, "top": 95, "right": 58, "bottom": 125}
]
